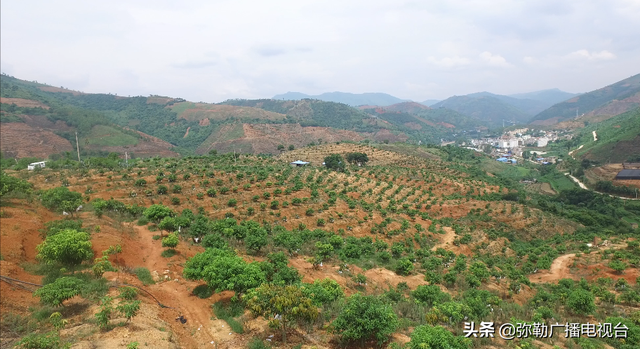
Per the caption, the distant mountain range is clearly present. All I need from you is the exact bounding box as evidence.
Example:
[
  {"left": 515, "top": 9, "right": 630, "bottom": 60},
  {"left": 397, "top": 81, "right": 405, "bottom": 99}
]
[
  {"left": 275, "top": 89, "right": 578, "bottom": 127},
  {"left": 429, "top": 89, "right": 579, "bottom": 128},
  {"left": 530, "top": 73, "right": 640, "bottom": 126},
  {"left": 272, "top": 92, "right": 409, "bottom": 107}
]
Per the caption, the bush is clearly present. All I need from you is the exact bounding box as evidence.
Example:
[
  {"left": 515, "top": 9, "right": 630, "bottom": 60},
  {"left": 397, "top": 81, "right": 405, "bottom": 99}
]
[
  {"left": 119, "top": 287, "right": 138, "bottom": 300},
  {"left": 331, "top": 293, "right": 398, "bottom": 345},
  {"left": 396, "top": 258, "right": 414, "bottom": 276},
  {"left": 301, "top": 278, "right": 344, "bottom": 305},
  {"left": 134, "top": 179, "right": 147, "bottom": 187},
  {"left": 36, "top": 229, "right": 93, "bottom": 269},
  {"left": 16, "top": 331, "right": 65, "bottom": 349},
  {"left": 567, "top": 289, "right": 596, "bottom": 315},
  {"left": 133, "top": 267, "right": 155, "bottom": 285},
  {"left": 162, "top": 233, "right": 179, "bottom": 248},
  {"left": 411, "top": 285, "right": 451, "bottom": 306},
  {"left": 407, "top": 325, "right": 471, "bottom": 349},
  {"left": 40, "top": 187, "right": 82, "bottom": 213},
  {"left": 161, "top": 249, "right": 178, "bottom": 258},
  {"left": 157, "top": 185, "right": 168, "bottom": 194},
  {"left": 171, "top": 197, "right": 180, "bottom": 205},
  {"left": 192, "top": 284, "right": 214, "bottom": 299},
  {"left": 34, "top": 277, "right": 85, "bottom": 306},
  {"left": 228, "top": 198, "right": 238, "bottom": 207}
]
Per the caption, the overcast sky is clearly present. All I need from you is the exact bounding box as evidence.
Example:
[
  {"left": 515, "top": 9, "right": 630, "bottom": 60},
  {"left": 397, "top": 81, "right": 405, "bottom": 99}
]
[{"left": 2, "top": 0, "right": 639, "bottom": 102}]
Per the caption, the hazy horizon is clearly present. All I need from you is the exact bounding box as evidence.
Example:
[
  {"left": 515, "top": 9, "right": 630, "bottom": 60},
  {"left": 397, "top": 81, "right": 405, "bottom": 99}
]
[{"left": 2, "top": 0, "right": 639, "bottom": 103}]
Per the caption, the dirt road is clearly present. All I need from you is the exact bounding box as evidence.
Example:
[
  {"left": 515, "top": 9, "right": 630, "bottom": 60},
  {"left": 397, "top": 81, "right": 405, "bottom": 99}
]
[{"left": 530, "top": 253, "right": 578, "bottom": 283}]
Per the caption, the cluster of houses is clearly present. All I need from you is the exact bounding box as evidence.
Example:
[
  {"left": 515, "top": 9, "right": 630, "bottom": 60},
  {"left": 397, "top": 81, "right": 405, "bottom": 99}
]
[{"left": 464, "top": 128, "right": 567, "bottom": 164}]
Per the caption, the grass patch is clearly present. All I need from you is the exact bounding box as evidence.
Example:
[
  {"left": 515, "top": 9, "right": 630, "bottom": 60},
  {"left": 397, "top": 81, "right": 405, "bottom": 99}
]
[
  {"left": 1, "top": 312, "right": 37, "bottom": 338},
  {"left": 192, "top": 284, "right": 214, "bottom": 299},
  {"left": 212, "top": 301, "right": 245, "bottom": 334},
  {"left": 85, "top": 125, "right": 138, "bottom": 147},
  {"left": 247, "top": 338, "right": 272, "bottom": 349},
  {"left": 133, "top": 267, "right": 155, "bottom": 285},
  {"left": 161, "top": 249, "right": 178, "bottom": 258}
]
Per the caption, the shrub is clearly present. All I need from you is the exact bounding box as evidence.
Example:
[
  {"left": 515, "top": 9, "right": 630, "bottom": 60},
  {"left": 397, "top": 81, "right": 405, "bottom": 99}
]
[
  {"left": 157, "top": 185, "right": 168, "bottom": 194},
  {"left": 567, "top": 289, "right": 596, "bottom": 315},
  {"left": 396, "top": 258, "right": 414, "bottom": 276},
  {"left": 133, "top": 267, "right": 155, "bottom": 285},
  {"left": 192, "top": 284, "right": 214, "bottom": 299},
  {"left": 34, "top": 277, "right": 85, "bottom": 306},
  {"left": 162, "top": 233, "right": 179, "bottom": 248},
  {"left": 16, "top": 331, "right": 65, "bottom": 349},
  {"left": 407, "top": 325, "right": 471, "bottom": 349},
  {"left": 331, "top": 293, "right": 398, "bottom": 345},
  {"left": 40, "top": 187, "right": 82, "bottom": 213},
  {"left": 134, "top": 179, "right": 147, "bottom": 187},
  {"left": 36, "top": 229, "right": 93, "bottom": 269},
  {"left": 228, "top": 198, "right": 238, "bottom": 207},
  {"left": 171, "top": 197, "right": 180, "bottom": 205}
]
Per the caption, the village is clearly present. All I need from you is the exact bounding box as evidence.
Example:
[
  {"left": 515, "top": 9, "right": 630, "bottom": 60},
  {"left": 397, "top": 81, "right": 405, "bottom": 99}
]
[{"left": 456, "top": 128, "right": 573, "bottom": 165}]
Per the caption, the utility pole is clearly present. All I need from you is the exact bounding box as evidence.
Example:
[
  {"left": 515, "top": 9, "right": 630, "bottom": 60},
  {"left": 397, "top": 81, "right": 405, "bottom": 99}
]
[{"left": 75, "top": 132, "right": 81, "bottom": 162}]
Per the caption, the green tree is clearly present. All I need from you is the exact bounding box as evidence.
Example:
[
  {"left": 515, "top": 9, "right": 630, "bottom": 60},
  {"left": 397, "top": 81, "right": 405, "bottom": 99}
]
[
  {"left": 34, "top": 277, "right": 85, "bottom": 306},
  {"left": 411, "top": 285, "right": 451, "bottom": 306},
  {"left": 331, "top": 293, "right": 398, "bottom": 345},
  {"left": 36, "top": 229, "right": 93, "bottom": 269},
  {"left": 183, "top": 248, "right": 265, "bottom": 295},
  {"left": 567, "top": 289, "right": 596, "bottom": 315},
  {"left": 324, "top": 154, "right": 345, "bottom": 171},
  {"left": 40, "top": 186, "right": 82, "bottom": 214},
  {"left": 301, "top": 278, "right": 344, "bottom": 306},
  {"left": 407, "top": 325, "right": 471, "bottom": 349},
  {"left": 245, "top": 284, "right": 318, "bottom": 343},
  {"left": 608, "top": 260, "right": 627, "bottom": 274},
  {"left": 162, "top": 232, "right": 179, "bottom": 248},
  {"left": 158, "top": 216, "right": 176, "bottom": 236},
  {"left": 0, "top": 171, "right": 32, "bottom": 197},
  {"left": 143, "top": 204, "right": 174, "bottom": 223},
  {"left": 396, "top": 258, "right": 414, "bottom": 276},
  {"left": 277, "top": 144, "right": 285, "bottom": 151},
  {"left": 116, "top": 300, "right": 141, "bottom": 322},
  {"left": 288, "top": 145, "right": 294, "bottom": 151},
  {"left": 245, "top": 227, "right": 268, "bottom": 254},
  {"left": 346, "top": 152, "right": 369, "bottom": 165}
]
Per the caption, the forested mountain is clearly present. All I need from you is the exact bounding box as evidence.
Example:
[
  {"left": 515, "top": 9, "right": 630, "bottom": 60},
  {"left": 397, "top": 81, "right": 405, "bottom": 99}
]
[
  {"left": 1, "top": 75, "right": 470, "bottom": 159},
  {"left": 530, "top": 73, "right": 640, "bottom": 125},
  {"left": 431, "top": 94, "right": 532, "bottom": 127},
  {"left": 509, "top": 88, "right": 578, "bottom": 105},
  {"left": 272, "top": 91, "right": 409, "bottom": 106}
]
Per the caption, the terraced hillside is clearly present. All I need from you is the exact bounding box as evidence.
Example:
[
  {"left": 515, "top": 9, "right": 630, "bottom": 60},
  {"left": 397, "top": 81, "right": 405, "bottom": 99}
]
[
  {"left": 1, "top": 143, "right": 638, "bottom": 349},
  {"left": 531, "top": 73, "right": 640, "bottom": 126}
]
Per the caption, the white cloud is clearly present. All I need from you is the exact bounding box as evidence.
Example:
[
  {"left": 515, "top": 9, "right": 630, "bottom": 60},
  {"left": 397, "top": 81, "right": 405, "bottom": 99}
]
[
  {"left": 479, "top": 51, "right": 511, "bottom": 67},
  {"left": 0, "top": 0, "right": 638, "bottom": 101},
  {"left": 567, "top": 49, "right": 616, "bottom": 61},
  {"left": 426, "top": 56, "right": 471, "bottom": 68}
]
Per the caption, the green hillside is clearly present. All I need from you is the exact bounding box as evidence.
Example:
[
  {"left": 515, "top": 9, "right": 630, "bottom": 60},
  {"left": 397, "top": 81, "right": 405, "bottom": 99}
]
[
  {"left": 431, "top": 95, "right": 531, "bottom": 126},
  {"left": 573, "top": 107, "right": 640, "bottom": 163},
  {"left": 531, "top": 73, "right": 640, "bottom": 125}
]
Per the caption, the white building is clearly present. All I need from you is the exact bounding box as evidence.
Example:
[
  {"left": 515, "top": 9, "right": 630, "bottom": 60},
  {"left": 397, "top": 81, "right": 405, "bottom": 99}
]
[
  {"left": 537, "top": 137, "right": 549, "bottom": 147},
  {"left": 27, "top": 161, "right": 46, "bottom": 170},
  {"left": 499, "top": 138, "right": 520, "bottom": 149}
]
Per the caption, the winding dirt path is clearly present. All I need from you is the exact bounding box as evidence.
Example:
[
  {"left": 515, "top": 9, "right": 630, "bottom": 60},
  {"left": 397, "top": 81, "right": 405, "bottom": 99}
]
[
  {"left": 111, "top": 224, "right": 244, "bottom": 348},
  {"left": 530, "top": 253, "right": 578, "bottom": 283}
]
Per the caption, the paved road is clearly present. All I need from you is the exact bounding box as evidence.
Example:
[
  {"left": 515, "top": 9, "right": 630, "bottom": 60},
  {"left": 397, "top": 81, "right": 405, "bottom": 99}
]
[{"left": 564, "top": 172, "right": 639, "bottom": 200}]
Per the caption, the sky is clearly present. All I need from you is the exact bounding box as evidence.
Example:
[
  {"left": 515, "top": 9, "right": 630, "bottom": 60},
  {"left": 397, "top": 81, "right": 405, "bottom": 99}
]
[{"left": 2, "top": 0, "right": 640, "bottom": 102}]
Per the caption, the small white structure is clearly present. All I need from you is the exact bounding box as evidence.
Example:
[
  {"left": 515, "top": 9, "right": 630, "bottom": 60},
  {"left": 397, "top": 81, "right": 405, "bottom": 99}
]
[
  {"left": 27, "top": 161, "right": 46, "bottom": 171},
  {"left": 290, "top": 160, "right": 309, "bottom": 167}
]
